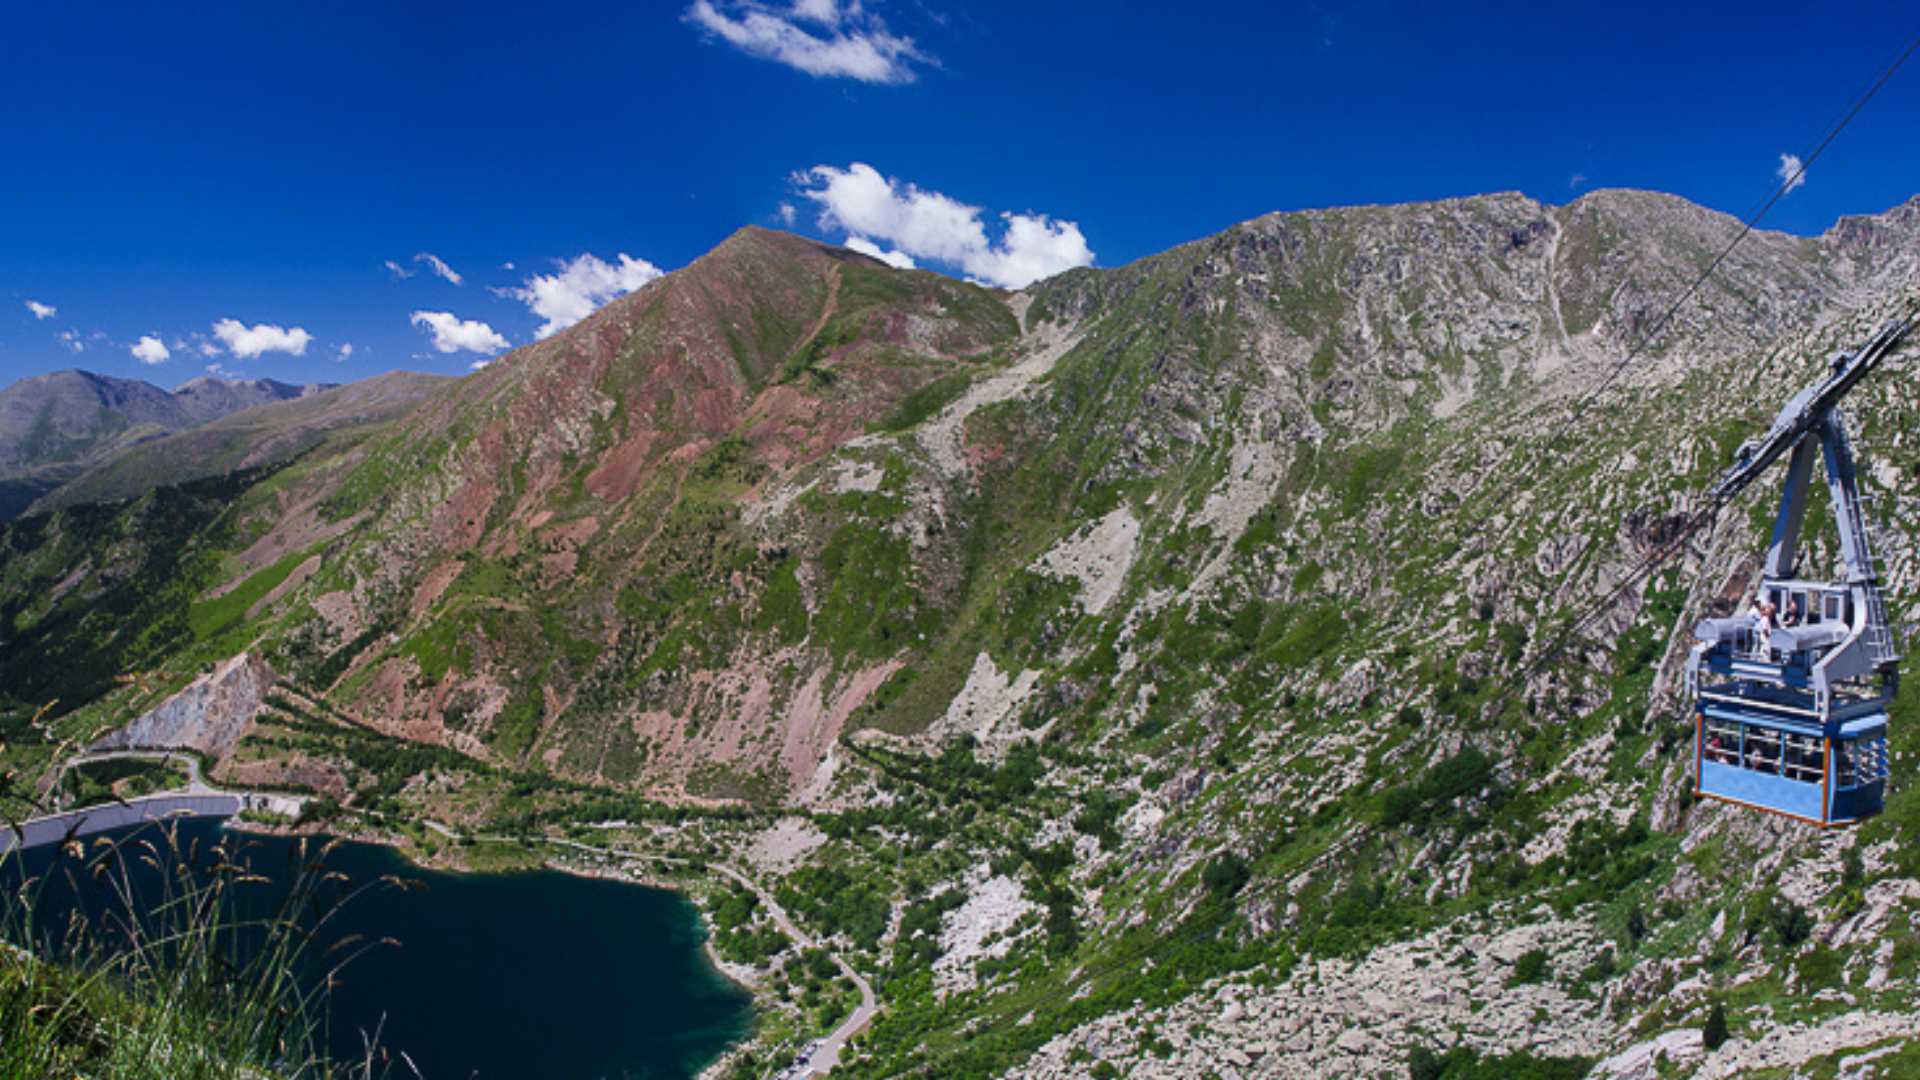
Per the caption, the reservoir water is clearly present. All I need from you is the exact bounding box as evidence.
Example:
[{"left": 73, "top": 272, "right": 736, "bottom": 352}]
[{"left": 6, "top": 818, "right": 753, "bottom": 1079}]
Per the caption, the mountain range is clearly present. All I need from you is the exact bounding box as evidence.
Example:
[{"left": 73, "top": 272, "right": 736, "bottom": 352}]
[
  {"left": 0, "top": 369, "right": 445, "bottom": 519},
  {"left": 3, "top": 188, "right": 1919, "bottom": 1078}
]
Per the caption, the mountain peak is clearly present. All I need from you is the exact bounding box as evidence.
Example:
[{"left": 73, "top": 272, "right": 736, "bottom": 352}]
[{"left": 704, "top": 224, "right": 847, "bottom": 264}]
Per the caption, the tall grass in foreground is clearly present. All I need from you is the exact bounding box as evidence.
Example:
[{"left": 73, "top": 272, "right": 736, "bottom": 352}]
[{"left": 0, "top": 820, "right": 408, "bottom": 1079}]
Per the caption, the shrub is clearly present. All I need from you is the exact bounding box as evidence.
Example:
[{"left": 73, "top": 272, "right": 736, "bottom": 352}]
[
  {"left": 1769, "top": 900, "right": 1812, "bottom": 948},
  {"left": 1624, "top": 903, "right": 1648, "bottom": 944},
  {"left": 1202, "top": 853, "right": 1251, "bottom": 899},
  {"left": 1702, "top": 1001, "right": 1729, "bottom": 1050},
  {"left": 1578, "top": 947, "right": 1616, "bottom": 985},
  {"left": 1381, "top": 746, "right": 1495, "bottom": 827},
  {"left": 1841, "top": 846, "right": 1865, "bottom": 890},
  {"left": 1511, "top": 947, "right": 1549, "bottom": 985},
  {"left": 1409, "top": 1045, "right": 1446, "bottom": 1080}
]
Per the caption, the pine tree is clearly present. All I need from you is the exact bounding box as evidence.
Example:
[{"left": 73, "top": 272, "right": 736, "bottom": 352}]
[{"left": 1702, "top": 1001, "right": 1729, "bottom": 1051}]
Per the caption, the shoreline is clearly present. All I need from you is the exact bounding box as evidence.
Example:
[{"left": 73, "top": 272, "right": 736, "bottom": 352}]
[
  {"left": 12, "top": 790, "right": 777, "bottom": 1077},
  {"left": 271, "top": 813, "right": 775, "bottom": 1078}
]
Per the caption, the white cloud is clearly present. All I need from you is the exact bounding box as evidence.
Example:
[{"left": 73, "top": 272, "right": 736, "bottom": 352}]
[
  {"left": 790, "top": 0, "right": 839, "bottom": 23},
  {"left": 777, "top": 201, "right": 798, "bottom": 226},
  {"left": 58, "top": 330, "right": 83, "bottom": 353},
  {"left": 469, "top": 359, "right": 493, "bottom": 371},
  {"left": 211, "top": 318, "right": 313, "bottom": 359},
  {"left": 386, "top": 252, "right": 465, "bottom": 284},
  {"left": 500, "top": 261, "right": 516, "bottom": 271},
  {"left": 411, "top": 310, "right": 510, "bottom": 354},
  {"left": 414, "top": 252, "right": 463, "bottom": 284},
  {"left": 130, "top": 335, "right": 170, "bottom": 365},
  {"left": 504, "top": 252, "right": 664, "bottom": 338},
  {"left": 337, "top": 343, "right": 354, "bottom": 361},
  {"left": 24, "top": 299, "right": 55, "bottom": 320},
  {"left": 1777, "top": 153, "right": 1807, "bottom": 195},
  {"left": 685, "top": 1, "right": 930, "bottom": 84},
  {"left": 795, "top": 162, "right": 1094, "bottom": 288},
  {"left": 844, "top": 234, "right": 916, "bottom": 269}
]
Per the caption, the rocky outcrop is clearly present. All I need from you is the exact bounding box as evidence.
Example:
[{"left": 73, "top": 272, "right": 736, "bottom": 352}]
[
  {"left": 91, "top": 653, "right": 274, "bottom": 761},
  {"left": 1019, "top": 910, "right": 1616, "bottom": 1078}
]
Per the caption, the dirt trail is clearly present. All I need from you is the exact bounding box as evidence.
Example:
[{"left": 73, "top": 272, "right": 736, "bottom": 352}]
[
  {"left": 783, "top": 266, "right": 843, "bottom": 371},
  {"left": 918, "top": 298, "right": 1082, "bottom": 478}
]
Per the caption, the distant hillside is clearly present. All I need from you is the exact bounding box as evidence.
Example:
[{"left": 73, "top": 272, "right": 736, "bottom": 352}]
[
  {"left": 0, "top": 370, "right": 344, "bottom": 519},
  {"left": 169, "top": 375, "right": 330, "bottom": 423},
  {"left": 26, "top": 372, "right": 447, "bottom": 515}
]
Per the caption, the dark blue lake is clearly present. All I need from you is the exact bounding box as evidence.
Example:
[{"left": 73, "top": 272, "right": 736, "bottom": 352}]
[{"left": 6, "top": 818, "right": 752, "bottom": 1079}]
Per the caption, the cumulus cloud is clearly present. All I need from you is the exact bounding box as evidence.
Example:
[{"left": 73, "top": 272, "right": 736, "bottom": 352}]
[
  {"left": 844, "top": 235, "right": 915, "bottom": 269},
  {"left": 685, "top": 1, "right": 930, "bottom": 84},
  {"left": 777, "top": 201, "right": 798, "bottom": 226},
  {"left": 411, "top": 310, "right": 509, "bottom": 354},
  {"left": 503, "top": 252, "right": 664, "bottom": 338},
  {"left": 24, "top": 299, "right": 55, "bottom": 320},
  {"left": 58, "top": 330, "right": 84, "bottom": 353},
  {"left": 794, "top": 162, "right": 1094, "bottom": 288},
  {"left": 212, "top": 319, "right": 313, "bottom": 359},
  {"left": 337, "top": 343, "right": 354, "bottom": 361},
  {"left": 130, "top": 335, "right": 170, "bottom": 365},
  {"left": 1777, "top": 153, "right": 1807, "bottom": 194}
]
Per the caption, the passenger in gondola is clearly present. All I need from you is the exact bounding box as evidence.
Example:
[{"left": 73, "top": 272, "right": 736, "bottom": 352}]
[
  {"left": 1782, "top": 599, "right": 1803, "bottom": 627},
  {"left": 1748, "top": 599, "right": 1777, "bottom": 657},
  {"left": 1705, "top": 733, "right": 1731, "bottom": 764}
]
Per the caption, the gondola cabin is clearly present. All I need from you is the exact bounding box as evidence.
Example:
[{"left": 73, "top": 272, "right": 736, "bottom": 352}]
[
  {"left": 1690, "top": 581, "right": 1891, "bottom": 825},
  {"left": 1683, "top": 321, "right": 1909, "bottom": 826}
]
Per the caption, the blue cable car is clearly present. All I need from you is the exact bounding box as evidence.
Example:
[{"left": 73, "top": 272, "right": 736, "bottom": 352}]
[{"left": 1685, "top": 319, "right": 1909, "bottom": 826}]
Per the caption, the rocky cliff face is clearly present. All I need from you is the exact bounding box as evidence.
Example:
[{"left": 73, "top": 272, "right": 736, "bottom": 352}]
[
  {"left": 90, "top": 652, "right": 274, "bottom": 760},
  {"left": 6, "top": 190, "right": 1920, "bottom": 1078}
]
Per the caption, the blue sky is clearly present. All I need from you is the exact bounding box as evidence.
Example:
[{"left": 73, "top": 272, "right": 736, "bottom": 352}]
[{"left": 4, "top": 1, "right": 1917, "bottom": 388}]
